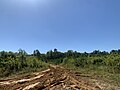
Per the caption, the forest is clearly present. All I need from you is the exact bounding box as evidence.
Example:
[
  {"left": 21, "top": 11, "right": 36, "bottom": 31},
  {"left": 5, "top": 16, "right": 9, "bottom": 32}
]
[{"left": 0, "top": 48, "right": 120, "bottom": 78}]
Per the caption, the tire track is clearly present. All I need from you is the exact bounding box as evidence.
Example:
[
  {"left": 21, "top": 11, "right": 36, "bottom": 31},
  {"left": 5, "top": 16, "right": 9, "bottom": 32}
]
[{"left": 0, "top": 65, "right": 102, "bottom": 90}]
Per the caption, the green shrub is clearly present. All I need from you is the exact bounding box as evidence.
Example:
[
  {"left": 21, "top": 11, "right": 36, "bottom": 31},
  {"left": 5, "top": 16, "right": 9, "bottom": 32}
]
[{"left": 74, "top": 58, "right": 87, "bottom": 67}]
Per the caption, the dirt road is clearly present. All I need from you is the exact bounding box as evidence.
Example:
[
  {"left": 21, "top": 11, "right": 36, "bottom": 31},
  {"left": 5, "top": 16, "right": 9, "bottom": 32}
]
[{"left": 0, "top": 65, "right": 103, "bottom": 90}]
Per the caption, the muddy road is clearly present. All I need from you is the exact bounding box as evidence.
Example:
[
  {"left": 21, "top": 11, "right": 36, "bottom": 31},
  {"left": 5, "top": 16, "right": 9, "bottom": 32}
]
[{"left": 0, "top": 65, "right": 104, "bottom": 90}]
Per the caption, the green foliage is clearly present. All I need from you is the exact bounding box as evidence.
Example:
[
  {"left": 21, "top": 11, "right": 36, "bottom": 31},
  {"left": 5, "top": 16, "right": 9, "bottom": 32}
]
[
  {"left": 0, "top": 50, "right": 48, "bottom": 77},
  {"left": 0, "top": 48, "right": 120, "bottom": 77},
  {"left": 92, "top": 58, "right": 104, "bottom": 65},
  {"left": 33, "top": 50, "right": 41, "bottom": 59},
  {"left": 74, "top": 58, "right": 87, "bottom": 67}
]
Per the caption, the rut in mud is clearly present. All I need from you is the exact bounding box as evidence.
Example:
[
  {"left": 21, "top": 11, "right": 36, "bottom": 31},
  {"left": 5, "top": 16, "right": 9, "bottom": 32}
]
[{"left": 0, "top": 65, "right": 102, "bottom": 90}]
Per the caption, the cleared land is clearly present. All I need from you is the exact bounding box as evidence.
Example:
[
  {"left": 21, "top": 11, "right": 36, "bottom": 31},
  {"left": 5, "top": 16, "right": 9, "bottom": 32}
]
[{"left": 0, "top": 65, "right": 117, "bottom": 90}]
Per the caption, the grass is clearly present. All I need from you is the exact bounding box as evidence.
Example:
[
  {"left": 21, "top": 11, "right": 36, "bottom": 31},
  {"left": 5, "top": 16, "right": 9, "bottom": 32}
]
[{"left": 61, "top": 63, "right": 120, "bottom": 89}]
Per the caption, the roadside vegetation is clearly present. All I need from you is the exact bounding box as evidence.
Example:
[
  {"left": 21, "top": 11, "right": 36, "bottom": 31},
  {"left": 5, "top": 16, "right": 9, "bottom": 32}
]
[
  {"left": 0, "top": 48, "right": 120, "bottom": 86},
  {"left": 0, "top": 49, "right": 48, "bottom": 77}
]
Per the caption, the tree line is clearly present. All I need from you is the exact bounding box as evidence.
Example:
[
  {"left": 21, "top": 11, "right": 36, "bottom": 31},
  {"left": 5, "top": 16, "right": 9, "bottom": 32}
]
[{"left": 0, "top": 48, "right": 120, "bottom": 77}]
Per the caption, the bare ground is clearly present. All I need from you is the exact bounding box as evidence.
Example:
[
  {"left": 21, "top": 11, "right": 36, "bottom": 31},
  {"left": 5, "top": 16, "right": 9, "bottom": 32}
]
[{"left": 0, "top": 65, "right": 119, "bottom": 90}]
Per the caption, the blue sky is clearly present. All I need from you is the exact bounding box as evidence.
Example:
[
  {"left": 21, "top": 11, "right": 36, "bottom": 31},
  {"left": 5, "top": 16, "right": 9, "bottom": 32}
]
[{"left": 0, "top": 0, "right": 120, "bottom": 53}]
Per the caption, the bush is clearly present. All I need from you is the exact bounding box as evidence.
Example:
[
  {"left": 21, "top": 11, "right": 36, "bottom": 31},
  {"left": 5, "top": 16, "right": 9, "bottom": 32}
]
[
  {"left": 92, "top": 59, "right": 104, "bottom": 65},
  {"left": 74, "top": 58, "right": 87, "bottom": 67}
]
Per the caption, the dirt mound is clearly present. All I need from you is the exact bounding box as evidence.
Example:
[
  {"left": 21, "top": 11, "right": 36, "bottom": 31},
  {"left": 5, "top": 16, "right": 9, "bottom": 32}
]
[{"left": 0, "top": 65, "right": 102, "bottom": 90}]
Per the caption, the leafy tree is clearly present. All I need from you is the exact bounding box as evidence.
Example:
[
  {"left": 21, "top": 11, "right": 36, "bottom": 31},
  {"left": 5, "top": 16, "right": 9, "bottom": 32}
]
[
  {"left": 18, "top": 49, "right": 27, "bottom": 57},
  {"left": 46, "top": 50, "right": 53, "bottom": 59},
  {"left": 33, "top": 50, "right": 41, "bottom": 59},
  {"left": 66, "top": 50, "right": 74, "bottom": 58}
]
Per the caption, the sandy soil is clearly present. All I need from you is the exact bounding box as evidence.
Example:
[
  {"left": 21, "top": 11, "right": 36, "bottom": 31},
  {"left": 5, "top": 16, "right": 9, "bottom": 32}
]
[{"left": 0, "top": 65, "right": 108, "bottom": 90}]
